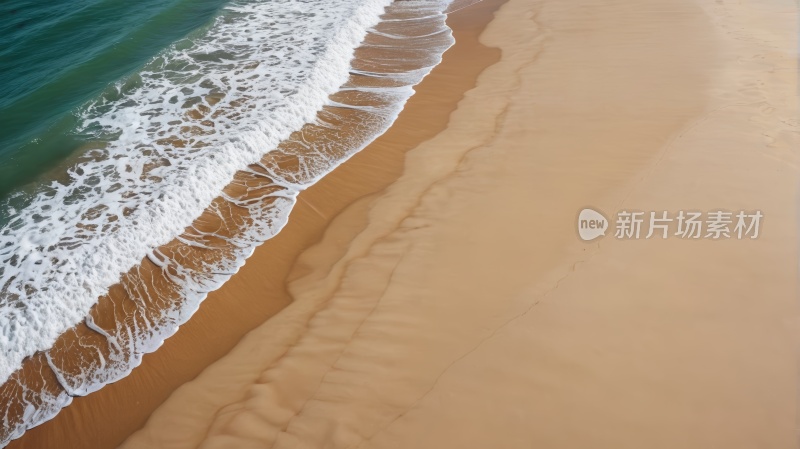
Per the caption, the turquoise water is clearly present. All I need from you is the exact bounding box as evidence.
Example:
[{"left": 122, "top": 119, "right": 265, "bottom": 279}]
[{"left": 0, "top": 0, "right": 228, "bottom": 199}]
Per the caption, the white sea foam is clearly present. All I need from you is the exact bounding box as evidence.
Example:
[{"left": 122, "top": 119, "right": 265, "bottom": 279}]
[
  {"left": 0, "top": 0, "right": 396, "bottom": 388},
  {"left": 0, "top": 0, "right": 457, "bottom": 445}
]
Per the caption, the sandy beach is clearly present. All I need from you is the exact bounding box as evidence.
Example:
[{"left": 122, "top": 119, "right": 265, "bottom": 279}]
[
  {"left": 107, "top": 0, "right": 798, "bottom": 447},
  {"left": 5, "top": 0, "right": 797, "bottom": 447},
  {"left": 5, "top": 1, "right": 505, "bottom": 448}
]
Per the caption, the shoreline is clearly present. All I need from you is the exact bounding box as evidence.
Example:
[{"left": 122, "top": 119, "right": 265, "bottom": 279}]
[
  {"left": 122, "top": 0, "right": 798, "bottom": 447},
  {"left": 5, "top": 1, "right": 507, "bottom": 448}
]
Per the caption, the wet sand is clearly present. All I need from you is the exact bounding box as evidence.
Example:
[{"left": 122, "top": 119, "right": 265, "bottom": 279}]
[
  {"left": 118, "top": 0, "right": 799, "bottom": 447},
  {"left": 5, "top": 1, "right": 506, "bottom": 448}
]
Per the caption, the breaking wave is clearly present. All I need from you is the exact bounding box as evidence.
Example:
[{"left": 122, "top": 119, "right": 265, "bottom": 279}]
[{"left": 0, "top": 0, "right": 457, "bottom": 445}]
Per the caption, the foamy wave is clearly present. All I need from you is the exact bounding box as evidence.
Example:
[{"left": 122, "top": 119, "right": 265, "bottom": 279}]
[
  {"left": 0, "top": 0, "right": 457, "bottom": 445},
  {"left": 0, "top": 0, "right": 396, "bottom": 387}
]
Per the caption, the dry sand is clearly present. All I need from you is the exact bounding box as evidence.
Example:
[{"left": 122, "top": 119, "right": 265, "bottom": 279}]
[{"left": 112, "top": 0, "right": 800, "bottom": 447}]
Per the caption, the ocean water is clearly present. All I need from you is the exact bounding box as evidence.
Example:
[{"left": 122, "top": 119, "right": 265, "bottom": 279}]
[
  {"left": 0, "top": 0, "right": 231, "bottom": 200},
  {"left": 0, "top": 0, "right": 460, "bottom": 445}
]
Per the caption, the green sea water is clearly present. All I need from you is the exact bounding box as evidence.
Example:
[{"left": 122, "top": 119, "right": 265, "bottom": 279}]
[{"left": 0, "top": 0, "right": 229, "bottom": 199}]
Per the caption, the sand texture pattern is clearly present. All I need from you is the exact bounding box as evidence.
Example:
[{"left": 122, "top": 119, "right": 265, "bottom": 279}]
[{"left": 121, "top": 0, "right": 799, "bottom": 447}]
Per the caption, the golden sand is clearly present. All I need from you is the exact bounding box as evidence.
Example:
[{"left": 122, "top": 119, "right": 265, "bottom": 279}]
[{"left": 119, "top": 0, "right": 799, "bottom": 447}]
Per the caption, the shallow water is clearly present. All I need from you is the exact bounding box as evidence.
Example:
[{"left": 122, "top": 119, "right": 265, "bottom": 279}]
[{"left": 0, "top": 0, "right": 230, "bottom": 197}]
